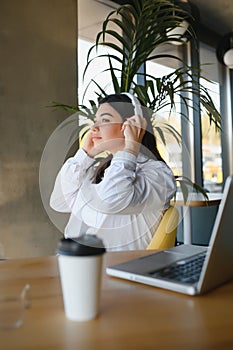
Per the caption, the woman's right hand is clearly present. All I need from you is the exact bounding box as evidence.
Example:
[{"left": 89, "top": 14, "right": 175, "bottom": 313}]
[
  {"left": 82, "top": 129, "right": 107, "bottom": 158},
  {"left": 82, "top": 131, "right": 96, "bottom": 158}
]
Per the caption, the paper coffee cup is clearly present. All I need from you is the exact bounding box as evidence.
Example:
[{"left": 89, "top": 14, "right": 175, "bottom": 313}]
[{"left": 57, "top": 235, "right": 105, "bottom": 322}]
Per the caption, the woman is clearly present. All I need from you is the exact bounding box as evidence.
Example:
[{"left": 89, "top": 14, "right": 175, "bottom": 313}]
[{"left": 50, "top": 93, "right": 176, "bottom": 250}]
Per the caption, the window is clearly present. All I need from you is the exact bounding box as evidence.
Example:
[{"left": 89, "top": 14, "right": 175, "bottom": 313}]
[
  {"left": 146, "top": 60, "right": 182, "bottom": 176},
  {"left": 78, "top": 39, "right": 120, "bottom": 104},
  {"left": 78, "top": 0, "right": 120, "bottom": 105},
  {"left": 200, "top": 43, "right": 223, "bottom": 192}
]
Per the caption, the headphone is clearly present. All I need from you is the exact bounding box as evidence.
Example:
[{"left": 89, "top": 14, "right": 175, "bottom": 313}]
[{"left": 121, "top": 92, "right": 143, "bottom": 120}]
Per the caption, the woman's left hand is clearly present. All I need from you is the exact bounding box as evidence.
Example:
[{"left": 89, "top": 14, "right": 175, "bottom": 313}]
[{"left": 122, "top": 115, "right": 147, "bottom": 155}]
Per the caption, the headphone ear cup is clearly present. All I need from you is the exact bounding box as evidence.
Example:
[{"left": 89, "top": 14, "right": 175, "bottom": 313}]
[
  {"left": 133, "top": 103, "right": 143, "bottom": 119},
  {"left": 121, "top": 92, "right": 143, "bottom": 120}
]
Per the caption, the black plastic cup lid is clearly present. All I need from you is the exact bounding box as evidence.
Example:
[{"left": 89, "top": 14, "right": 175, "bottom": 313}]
[{"left": 57, "top": 235, "right": 106, "bottom": 256}]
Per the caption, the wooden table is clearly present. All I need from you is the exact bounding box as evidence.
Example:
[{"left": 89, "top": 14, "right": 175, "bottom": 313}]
[
  {"left": 171, "top": 193, "right": 223, "bottom": 244},
  {"left": 1, "top": 251, "right": 233, "bottom": 350}
]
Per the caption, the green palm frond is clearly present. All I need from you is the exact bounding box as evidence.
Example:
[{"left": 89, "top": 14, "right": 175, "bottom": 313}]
[
  {"left": 175, "top": 176, "right": 209, "bottom": 204},
  {"left": 84, "top": 0, "right": 193, "bottom": 93},
  {"left": 154, "top": 122, "right": 182, "bottom": 146},
  {"left": 82, "top": 0, "right": 221, "bottom": 131},
  {"left": 49, "top": 102, "right": 79, "bottom": 114}
]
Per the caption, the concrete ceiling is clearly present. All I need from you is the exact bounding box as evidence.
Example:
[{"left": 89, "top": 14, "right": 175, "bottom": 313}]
[
  {"left": 191, "top": 0, "right": 233, "bottom": 36},
  {"left": 78, "top": 0, "right": 233, "bottom": 42}
]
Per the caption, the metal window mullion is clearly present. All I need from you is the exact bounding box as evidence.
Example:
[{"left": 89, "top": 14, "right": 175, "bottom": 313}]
[
  {"left": 229, "top": 70, "right": 233, "bottom": 174},
  {"left": 181, "top": 42, "right": 194, "bottom": 181},
  {"left": 190, "top": 38, "right": 203, "bottom": 187},
  {"left": 220, "top": 67, "right": 233, "bottom": 182}
]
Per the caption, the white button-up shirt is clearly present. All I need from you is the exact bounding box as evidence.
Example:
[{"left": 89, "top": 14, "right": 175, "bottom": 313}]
[{"left": 50, "top": 148, "right": 176, "bottom": 251}]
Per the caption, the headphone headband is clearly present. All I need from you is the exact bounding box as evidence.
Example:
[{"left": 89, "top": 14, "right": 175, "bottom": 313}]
[{"left": 121, "top": 92, "right": 143, "bottom": 119}]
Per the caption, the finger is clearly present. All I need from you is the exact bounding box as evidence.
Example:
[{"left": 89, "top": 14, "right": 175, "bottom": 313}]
[
  {"left": 127, "top": 115, "right": 140, "bottom": 123},
  {"left": 125, "top": 118, "right": 141, "bottom": 128},
  {"left": 141, "top": 118, "right": 147, "bottom": 130},
  {"left": 134, "top": 115, "right": 143, "bottom": 122}
]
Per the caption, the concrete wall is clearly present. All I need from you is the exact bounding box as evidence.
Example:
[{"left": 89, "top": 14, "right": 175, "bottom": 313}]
[{"left": 0, "top": 0, "right": 77, "bottom": 258}]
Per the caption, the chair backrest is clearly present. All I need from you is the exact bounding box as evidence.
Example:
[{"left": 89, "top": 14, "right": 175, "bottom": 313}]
[{"left": 147, "top": 206, "right": 179, "bottom": 250}]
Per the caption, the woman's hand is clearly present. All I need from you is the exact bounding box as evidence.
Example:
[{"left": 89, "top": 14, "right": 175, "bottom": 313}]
[
  {"left": 122, "top": 115, "right": 147, "bottom": 156},
  {"left": 82, "top": 129, "right": 113, "bottom": 158},
  {"left": 82, "top": 131, "right": 97, "bottom": 158}
]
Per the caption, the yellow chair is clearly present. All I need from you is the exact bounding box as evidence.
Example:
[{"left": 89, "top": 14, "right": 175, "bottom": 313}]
[{"left": 147, "top": 206, "right": 179, "bottom": 250}]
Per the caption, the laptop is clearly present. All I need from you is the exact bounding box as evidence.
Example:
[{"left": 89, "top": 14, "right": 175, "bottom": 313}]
[{"left": 106, "top": 175, "right": 233, "bottom": 295}]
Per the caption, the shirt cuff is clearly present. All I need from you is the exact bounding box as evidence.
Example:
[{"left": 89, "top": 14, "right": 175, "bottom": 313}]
[
  {"left": 112, "top": 150, "right": 137, "bottom": 165},
  {"left": 72, "top": 148, "right": 96, "bottom": 167}
]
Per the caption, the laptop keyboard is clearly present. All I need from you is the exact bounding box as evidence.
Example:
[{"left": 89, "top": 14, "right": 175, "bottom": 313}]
[{"left": 149, "top": 252, "right": 207, "bottom": 284}]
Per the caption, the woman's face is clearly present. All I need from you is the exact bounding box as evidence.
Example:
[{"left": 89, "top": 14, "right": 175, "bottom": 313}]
[{"left": 90, "top": 102, "right": 125, "bottom": 153}]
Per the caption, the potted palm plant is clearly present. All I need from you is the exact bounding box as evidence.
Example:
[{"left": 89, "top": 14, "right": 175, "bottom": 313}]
[{"left": 52, "top": 0, "right": 221, "bottom": 201}]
